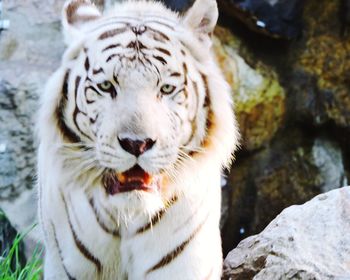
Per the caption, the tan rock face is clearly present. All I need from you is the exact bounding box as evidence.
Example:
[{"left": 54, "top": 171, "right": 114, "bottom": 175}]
[
  {"left": 222, "top": 187, "right": 350, "bottom": 279},
  {"left": 213, "top": 26, "right": 285, "bottom": 151}
]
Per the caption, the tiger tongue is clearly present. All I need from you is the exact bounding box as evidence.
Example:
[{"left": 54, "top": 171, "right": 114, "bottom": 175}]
[
  {"left": 103, "top": 165, "right": 153, "bottom": 195},
  {"left": 117, "top": 165, "right": 152, "bottom": 185},
  {"left": 120, "top": 165, "right": 152, "bottom": 185}
]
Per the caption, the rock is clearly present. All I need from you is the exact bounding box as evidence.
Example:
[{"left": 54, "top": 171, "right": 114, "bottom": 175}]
[
  {"left": 0, "top": 0, "right": 65, "bottom": 249},
  {"left": 342, "top": 0, "right": 350, "bottom": 35},
  {"left": 0, "top": 212, "right": 21, "bottom": 257},
  {"left": 221, "top": 176, "right": 231, "bottom": 229},
  {"left": 217, "top": 0, "right": 304, "bottom": 39},
  {"left": 222, "top": 130, "right": 348, "bottom": 254},
  {"left": 217, "top": 0, "right": 350, "bottom": 254},
  {"left": 222, "top": 187, "right": 350, "bottom": 279},
  {"left": 292, "top": 0, "right": 350, "bottom": 127},
  {"left": 213, "top": 26, "right": 285, "bottom": 151}
]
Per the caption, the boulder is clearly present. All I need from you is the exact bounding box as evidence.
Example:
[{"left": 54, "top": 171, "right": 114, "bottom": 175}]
[
  {"left": 217, "top": 0, "right": 304, "bottom": 39},
  {"left": 222, "top": 187, "right": 350, "bottom": 279},
  {"left": 0, "top": 0, "right": 64, "bottom": 245},
  {"left": 292, "top": 0, "right": 350, "bottom": 127},
  {"left": 222, "top": 131, "right": 348, "bottom": 254},
  {"left": 213, "top": 26, "right": 285, "bottom": 151},
  {"left": 0, "top": 212, "right": 21, "bottom": 257},
  {"left": 217, "top": 0, "right": 350, "bottom": 254}
]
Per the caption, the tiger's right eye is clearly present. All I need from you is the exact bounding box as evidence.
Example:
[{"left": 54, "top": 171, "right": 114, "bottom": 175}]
[{"left": 97, "top": 81, "right": 113, "bottom": 92}]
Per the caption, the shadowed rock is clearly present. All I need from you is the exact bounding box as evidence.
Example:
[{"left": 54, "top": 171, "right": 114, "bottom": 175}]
[
  {"left": 218, "top": 0, "right": 304, "bottom": 39},
  {"left": 223, "top": 187, "right": 350, "bottom": 279}
]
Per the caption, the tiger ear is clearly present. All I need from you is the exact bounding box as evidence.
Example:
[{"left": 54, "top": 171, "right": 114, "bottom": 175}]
[
  {"left": 182, "top": 0, "right": 218, "bottom": 48},
  {"left": 62, "top": 0, "right": 101, "bottom": 44}
]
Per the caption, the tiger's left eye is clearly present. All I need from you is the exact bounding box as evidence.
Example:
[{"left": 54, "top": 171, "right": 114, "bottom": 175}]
[
  {"left": 98, "top": 81, "right": 113, "bottom": 92},
  {"left": 160, "top": 84, "right": 176, "bottom": 95}
]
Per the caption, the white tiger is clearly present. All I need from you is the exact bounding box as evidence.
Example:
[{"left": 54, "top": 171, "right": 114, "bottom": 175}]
[{"left": 37, "top": 0, "right": 239, "bottom": 279}]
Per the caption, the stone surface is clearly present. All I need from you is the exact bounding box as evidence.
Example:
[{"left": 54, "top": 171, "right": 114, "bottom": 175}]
[
  {"left": 0, "top": 0, "right": 65, "bottom": 245},
  {"left": 213, "top": 26, "right": 285, "bottom": 151},
  {"left": 291, "top": 0, "right": 350, "bottom": 128},
  {"left": 222, "top": 187, "right": 350, "bottom": 280},
  {"left": 0, "top": 212, "right": 20, "bottom": 256},
  {"left": 219, "top": 0, "right": 350, "bottom": 253},
  {"left": 222, "top": 131, "right": 348, "bottom": 254}
]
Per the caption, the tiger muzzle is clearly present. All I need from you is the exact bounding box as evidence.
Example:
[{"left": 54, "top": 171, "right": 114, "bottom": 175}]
[{"left": 102, "top": 165, "right": 160, "bottom": 195}]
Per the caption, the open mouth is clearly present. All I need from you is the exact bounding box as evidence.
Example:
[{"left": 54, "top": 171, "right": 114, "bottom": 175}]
[{"left": 102, "top": 165, "right": 159, "bottom": 195}]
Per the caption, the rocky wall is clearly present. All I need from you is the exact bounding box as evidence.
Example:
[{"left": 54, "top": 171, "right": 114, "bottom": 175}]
[{"left": 216, "top": 0, "right": 350, "bottom": 255}]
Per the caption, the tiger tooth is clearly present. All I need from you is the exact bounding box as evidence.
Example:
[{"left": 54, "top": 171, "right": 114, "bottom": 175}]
[
  {"left": 116, "top": 173, "right": 126, "bottom": 184},
  {"left": 144, "top": 174, "right": 152, "bottom": 185}
]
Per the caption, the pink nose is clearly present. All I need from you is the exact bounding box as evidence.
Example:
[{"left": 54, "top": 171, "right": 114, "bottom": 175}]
[{"left": 118, "top": 137, "right": 156, "bottom": 157}]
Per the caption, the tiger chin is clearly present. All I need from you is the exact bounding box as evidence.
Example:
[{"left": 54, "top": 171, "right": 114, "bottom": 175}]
[{"left": 37, "top": 0, "right": 239, "bottom": 279}]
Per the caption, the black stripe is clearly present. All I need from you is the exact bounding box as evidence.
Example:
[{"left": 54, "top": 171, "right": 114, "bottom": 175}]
[
  {"left": 148, "top": 26, "right": 170, "bottom": 42},
  {"left": 201, "top": 73, "right": 213, "bottom": 145},
  {"left": 200, "top": 73, "right": 210, "bottom": 107},
  {"left": 56, "top": 71, "right": 81, "bottom": 143},
  {"left": 102, "top": 44, "right": 121, "bottom": 52},
  {"left": 170, "top": 72, "right": 181, "bottom": 77},
  {"left": 106, "top": 54, "right": 118, "bottom": 63},
  {"left": 51, "top": 222, "right": 77, "bottom": 280},
  {"left": 93, "top": 68, "right": 104, "bottom": 75},
  {"left": 99, "top": 27, "right": 129, "bottom": 40},
  {"left": 136, "top": 196, "right": 178, "bottom": 234},
  {"left": 113, "top": 74, "right": 120, "bottom": 86},
  {"left": 62, "top": 71, "right": 69, "bottom": 100},
  {"left": 156, "top": 47, "right": 171, "bottom": 56},
  {"left": 86, "top": 85, "right": 102, "bottom": 96},
  {"left": 61, "top": 193, "right": 102, "bottom": 273},
  {"left": 153, "top": 55, "right": 167, "bottom": 65},
  {"left": 146, "top": 215, "right": 207, "bottom": 274},
  {"left": 89, "top": 198, "right": 120, "bottom": 237},
  {"left": 90, "top": 114, "right": 98, "bottom": 124},
  {"left": 73, "top": 76, "right": 92, "bottom": 140},
  {"left": 183, "top": 63, "right": 188, "bottom": 86},
  {"left": 84, "top": 57, "right": 90, "bottom": 71}
]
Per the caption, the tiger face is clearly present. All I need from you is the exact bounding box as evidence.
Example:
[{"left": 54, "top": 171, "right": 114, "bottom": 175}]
[{"left": 49, "top": 0, "right": 234, "bottom": 218}]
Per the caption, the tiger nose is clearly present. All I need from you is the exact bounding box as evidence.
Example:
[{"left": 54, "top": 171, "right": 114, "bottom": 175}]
[{"left": 118, "top": 137, "right": 156, "bottom": 157}]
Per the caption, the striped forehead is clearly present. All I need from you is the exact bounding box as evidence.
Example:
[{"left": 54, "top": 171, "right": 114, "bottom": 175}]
[
  {"left": 86, "top": 15, "right": 177, "bottom": 41},
  {"left": 82, "top": 16, "right": 182, "bottom": 80},
  {"left": 90, "top": 14, "right": 177, "bottom": 30}
]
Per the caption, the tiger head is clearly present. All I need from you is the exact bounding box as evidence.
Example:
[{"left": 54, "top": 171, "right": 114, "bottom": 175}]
[{"left": 44, "top": 0, "right": 238, "bottom": 217}]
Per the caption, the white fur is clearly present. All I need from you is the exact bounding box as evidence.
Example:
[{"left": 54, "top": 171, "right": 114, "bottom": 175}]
[{"left": 38, "top": 0, "right": 239, "bottom": 279}]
